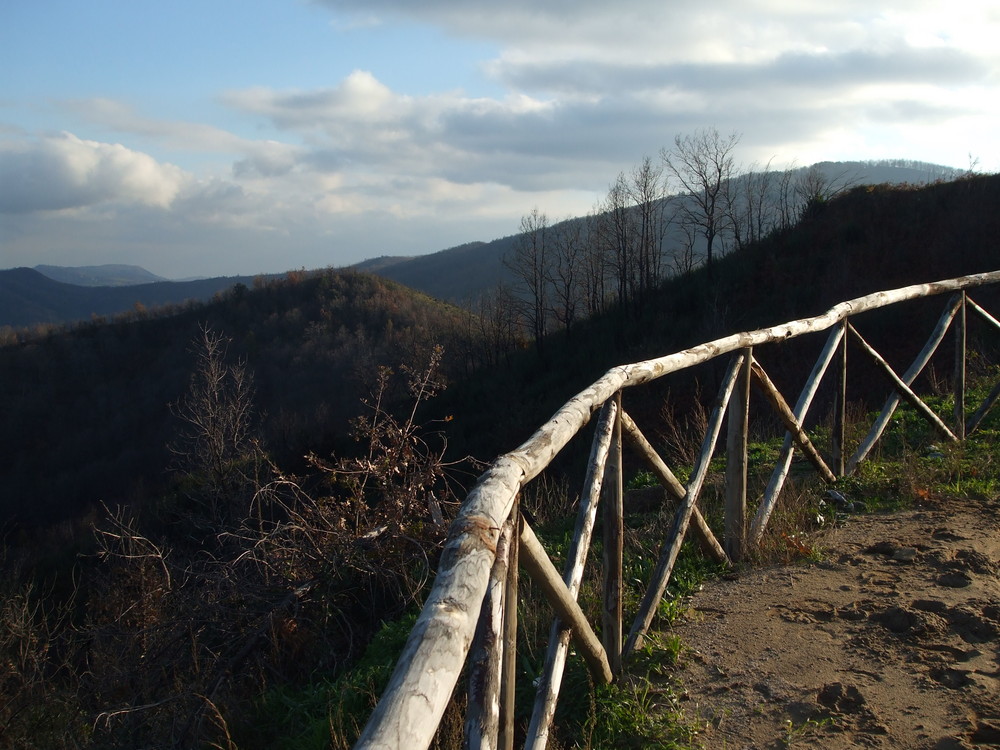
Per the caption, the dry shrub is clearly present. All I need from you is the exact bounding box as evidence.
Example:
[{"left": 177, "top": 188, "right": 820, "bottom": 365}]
[
  {"left": 749, "top": 479, "right": 829, "bottom": 566},
  {"left": 658, "top": 383, "right": 710, "bottom": 467},
  {"left": 0, "top": 557, "right": 84, "bottom": 748},
  {"left": 70, "top": 341, "right": 474, "bottom": 749}
]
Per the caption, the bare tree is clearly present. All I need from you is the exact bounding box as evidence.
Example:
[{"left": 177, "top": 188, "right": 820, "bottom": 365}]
[
  {"left": 628, "top": 156, "right": 669, "bottom": 301},
  {"left": 474, "top": 282, "right": 523, "bottom": 366},
  {"left": 671, "top": 219, "right": 702, "bottom": 276},
  {"left": 795, "top": 163, "right": 857, "bottom": 220},
  {"left": 170, "top": 325, "right": 260, "bottom": 519},
  {"left": 775, "top": 164, "right": 799, "bottom": 231},
  {"left": 505, "top": 208, "right": 550, "bottom": 346},
  {"left": 547, "top": 219, "right": 585, "bottom": 336},
  {"left": 581, "top": 206, "right": 610, "bottom": 317},
  {"left": 662, "top": 128, "right": 741, "bottom": 277},
  {"left": 725, "top": 158, "right": 777, "bottom": 251},
  {"left": 601, "top": 172, "right": 635, "bottom": 310}
]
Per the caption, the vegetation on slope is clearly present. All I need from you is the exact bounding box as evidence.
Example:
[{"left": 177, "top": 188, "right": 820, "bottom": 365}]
[{"left": 2, "top": 173, "right": 1000, "bottom": 748}]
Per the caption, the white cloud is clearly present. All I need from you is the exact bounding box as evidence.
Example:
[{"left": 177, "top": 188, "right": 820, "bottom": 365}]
[
  {"left": 0, "top": 132, "right": 187, "bottom": 214},
  {"left": 5, "top": 0, "right": 1000, "bottom": 277}
]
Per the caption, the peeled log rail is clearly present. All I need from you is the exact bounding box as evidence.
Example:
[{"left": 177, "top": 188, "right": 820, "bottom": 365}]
[
  {"left": 518, "top": 520, "right": 614, "bottom": 685},
  {"left": 618, "top": 409, "right": 729, "bottom": 564},
  {"left": 354, "top": 271, "right": 1000, "bottom": 750},
  {"left": 749, "top": 358, "right": 837, "bottom": 483},
  {"left": 526, "top": 400, "right": 618, "bottom": 750},
  {"left": 848, "top": 323, "right": 959, "bottom": 443}
]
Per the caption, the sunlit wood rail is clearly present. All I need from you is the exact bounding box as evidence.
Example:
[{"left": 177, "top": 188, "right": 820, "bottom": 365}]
[{"left": 355, "top": 271, "right": 1000, "bottom": 750}]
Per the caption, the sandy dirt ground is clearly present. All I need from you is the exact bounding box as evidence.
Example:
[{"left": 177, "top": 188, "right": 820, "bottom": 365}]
[{"left": 667, "top": 494, "right": 1000, "bottom": 749}]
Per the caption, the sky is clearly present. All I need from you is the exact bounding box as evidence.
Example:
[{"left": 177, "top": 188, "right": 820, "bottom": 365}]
[{"left": 1, "top": 0, "right": 998, "bottom": 279}]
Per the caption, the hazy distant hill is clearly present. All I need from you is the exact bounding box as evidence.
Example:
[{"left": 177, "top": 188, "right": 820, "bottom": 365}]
[
  {"left": 34, "top": 263, "right": 167, "bottom": 287},
  {"left": 0, "top": 268, "right": 261, "bottom": 328}
]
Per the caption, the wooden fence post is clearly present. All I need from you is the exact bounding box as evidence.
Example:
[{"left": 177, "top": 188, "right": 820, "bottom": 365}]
[
  {"left": 833, "top": 320, "right": 848, "bottom": 477},
  {"left": 623, "top": 352, "right": 745, "bottom": 659},
  {"left": 726, "top": 348, "right": 751, "bottom": 561},
  {"left": 603, "top": 393, "right": 624, "bottom": 676},
  {"left": 465, "top": 521, "right": 513, "bottom": 750},
  {"left": 499, "top": 507, "right": 518, "bottom": 750},
  {"left": 955, "top": 291, "right": 967, "bottom": 440},
  {"left": 526, "top": 399, "right": 618, "bottom": 749}
]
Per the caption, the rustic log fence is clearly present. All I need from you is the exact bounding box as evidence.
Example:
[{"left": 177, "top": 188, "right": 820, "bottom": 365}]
[{"left": 355, "top": 271, "right": 1000, "bottom": 750}]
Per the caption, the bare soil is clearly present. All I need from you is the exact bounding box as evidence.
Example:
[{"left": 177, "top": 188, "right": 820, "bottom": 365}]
[{"left": 667, "top": 494, "right": 1000, "bottom": 749}]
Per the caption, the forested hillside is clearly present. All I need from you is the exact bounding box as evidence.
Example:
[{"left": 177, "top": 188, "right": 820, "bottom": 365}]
[
  {"left": 2, "top": 173, "right": 1000, "bottom": 749},
  {"left": 0, "top": 270, "right": 473, "bottom": 529},
  {"left": 436, "top": 173, "right": 1000, "bottom": 469}
]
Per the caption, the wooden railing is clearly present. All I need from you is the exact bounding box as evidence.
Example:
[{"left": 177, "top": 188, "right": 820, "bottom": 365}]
[{"left": 355, "top": 271, "right": 1000, "bottom": 750}]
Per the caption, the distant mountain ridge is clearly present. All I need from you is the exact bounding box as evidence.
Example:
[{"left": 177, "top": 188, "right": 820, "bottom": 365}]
[
  {"left": 355, "top": 239, "right": 517, "bottom": 303},
  {"left": 357, "top": 160, "right": 966, "bottom": 304},
  {"left": 0, "top": 268, "right": 262, "bottom": 329},
  {"left": 5, "top": 160, "right": 967, "bottom": 326},
  {"left": 34, "top": 264, "right": 167, "bottom": 287}
]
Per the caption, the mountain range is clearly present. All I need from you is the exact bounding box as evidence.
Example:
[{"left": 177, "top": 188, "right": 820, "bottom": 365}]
[
  {"left": 0, "top": 159, "right": 969, "bottom": 329},
  {"left": 0, "top": 268, "right": 265, "bottom": 329},
  {"left": 34, "top": 263, "right": 169, "bottom": 287}
]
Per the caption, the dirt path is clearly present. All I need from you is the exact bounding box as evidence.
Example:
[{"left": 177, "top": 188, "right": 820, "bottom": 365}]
[{"left": 667, "top": 495, "right": 1000, "bottom": 749}]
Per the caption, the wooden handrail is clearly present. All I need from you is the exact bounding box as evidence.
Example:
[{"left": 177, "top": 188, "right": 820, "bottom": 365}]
[{"left": 354, "top": 270, "right": 1000, "bottom": 750}]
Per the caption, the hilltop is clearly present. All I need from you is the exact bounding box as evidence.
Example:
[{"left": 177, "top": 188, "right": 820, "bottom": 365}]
[
  {"left": 2, "top": 160, "right": 964, "bottom": 330},
  {"left": 0, "top": 269, "right": 470, "bottom": 528}
]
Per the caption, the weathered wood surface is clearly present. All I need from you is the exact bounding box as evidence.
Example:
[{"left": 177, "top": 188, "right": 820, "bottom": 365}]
[
  {"left": 618, "top": 409, "right": 728, "bottom": 564},
  {"left": 603, "top": 394, "right": 625, "bottom": 676},
  {"left": 499, "top": 512, "right": 518, "bottom": 750},
  {"left": 623, "top": 353, "right": 745, "bottom": 659},
  {"left": 354, "top": 271, "right": 1000, "bottom": 750},
  {"left": 849, "top": 323, "right": 958, "bottom": 443},
  {"left": 967, "top": 379, "right": 1000, "bottom": 435},
  {"left": 968, "top": 296, "right": 1000, "bottom": 333},
  {"left": 465, "top": 522, "right": 513, "bottom": 750},
  {"left": 833, "top": 322, "right": 848, "bottom": 477},
  {"left": 955, "top": 292, "right": 967, "bottom": 440},
  {"left": 750, "top": 325, "right": 843, "bottom": 544},
  {"left": 518, "top": 520, "right": 614, "bottom": 685},
  {"left": 526, "top": 400, "right": 617, "bottom": 750},
  {"left": 726, "top": 350, "right": 752, "bottom": 561},
  {"left": 846, "top": 293, "right": 963, "bottom": 474},
  {"left": 750, "top": 359, "right": 837, "bottom": 483}
]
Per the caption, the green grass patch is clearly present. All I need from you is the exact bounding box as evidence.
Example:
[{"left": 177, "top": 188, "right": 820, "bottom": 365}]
[{"left": 240, "top": 613, "right": 417, "bottom": 750}]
